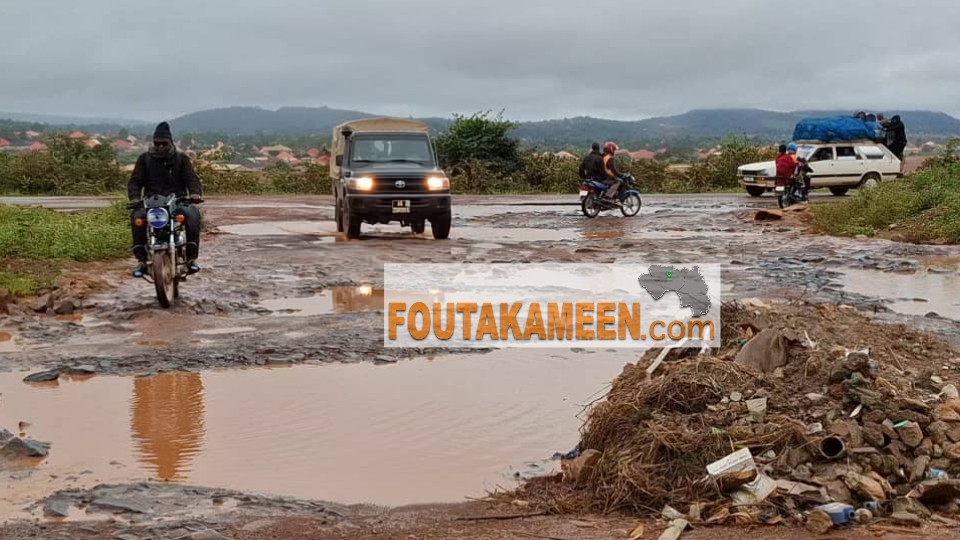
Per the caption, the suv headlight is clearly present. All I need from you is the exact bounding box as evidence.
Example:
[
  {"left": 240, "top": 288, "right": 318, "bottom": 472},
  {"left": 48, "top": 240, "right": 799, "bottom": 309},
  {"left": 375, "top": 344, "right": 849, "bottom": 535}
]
[
  {"left": 426, "top": 176, "right": 449, "bottom": 190},
  {"left": 348, "top": 177, "right": 374, "bottom": 191}
]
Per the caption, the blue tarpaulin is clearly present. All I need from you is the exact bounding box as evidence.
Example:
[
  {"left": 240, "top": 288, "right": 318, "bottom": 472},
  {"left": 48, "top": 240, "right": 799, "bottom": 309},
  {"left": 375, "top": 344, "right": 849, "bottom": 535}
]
[{"left": 792, "top": 116, "right": 879, "bottom": 143}]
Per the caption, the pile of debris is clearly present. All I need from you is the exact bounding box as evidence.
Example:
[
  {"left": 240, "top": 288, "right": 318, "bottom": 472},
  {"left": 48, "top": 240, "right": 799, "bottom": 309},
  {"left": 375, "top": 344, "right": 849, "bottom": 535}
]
[{"left": 516, "top": 300, "right": 960, "bottom": 533}]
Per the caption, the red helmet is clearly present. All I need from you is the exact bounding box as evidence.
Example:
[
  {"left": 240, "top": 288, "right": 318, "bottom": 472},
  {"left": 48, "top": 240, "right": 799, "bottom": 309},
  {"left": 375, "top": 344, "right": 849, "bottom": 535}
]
[{"left": 603, "top": 142, "right": 618, "bottom": 154}]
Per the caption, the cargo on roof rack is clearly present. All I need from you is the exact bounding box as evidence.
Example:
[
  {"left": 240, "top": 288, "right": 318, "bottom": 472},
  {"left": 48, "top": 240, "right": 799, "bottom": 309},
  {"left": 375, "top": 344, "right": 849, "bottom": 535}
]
[{"left": 792, "top": 116, "right": 884, "bottom": 144}]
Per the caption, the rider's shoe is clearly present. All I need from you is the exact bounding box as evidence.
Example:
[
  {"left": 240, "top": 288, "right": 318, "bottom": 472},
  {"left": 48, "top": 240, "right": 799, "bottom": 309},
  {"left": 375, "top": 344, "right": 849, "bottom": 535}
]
[
  {"left": 187, "top": 260, "right": 201, "bottom": 275},
  {"left": 132, "top": 262, "right": 147, "bottom": 278}
]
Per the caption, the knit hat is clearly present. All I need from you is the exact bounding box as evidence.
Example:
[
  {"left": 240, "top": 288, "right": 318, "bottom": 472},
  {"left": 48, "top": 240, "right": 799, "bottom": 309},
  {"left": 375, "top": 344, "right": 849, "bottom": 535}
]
[{"left": 153, "top": 121, "right": 173, "bottom": 141}]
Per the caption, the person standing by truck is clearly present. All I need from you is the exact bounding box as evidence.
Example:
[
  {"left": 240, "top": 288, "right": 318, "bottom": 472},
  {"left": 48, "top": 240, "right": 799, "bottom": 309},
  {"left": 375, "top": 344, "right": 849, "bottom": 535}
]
[{"left": 883, "top": 114, "right": 907, "bottom": 161}]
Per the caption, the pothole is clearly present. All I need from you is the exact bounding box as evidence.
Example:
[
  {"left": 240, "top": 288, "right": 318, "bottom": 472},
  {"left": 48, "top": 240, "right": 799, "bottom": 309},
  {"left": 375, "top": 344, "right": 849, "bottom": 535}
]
[{"left": 0, "top": 349, "right": 633, "bottom": 508}]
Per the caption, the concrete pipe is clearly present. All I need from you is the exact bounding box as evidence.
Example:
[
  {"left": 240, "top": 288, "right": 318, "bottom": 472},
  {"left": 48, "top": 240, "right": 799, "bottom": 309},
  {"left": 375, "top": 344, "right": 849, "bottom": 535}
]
[{"left": 819, "top": 436, "right": 847, "bottom": 460}]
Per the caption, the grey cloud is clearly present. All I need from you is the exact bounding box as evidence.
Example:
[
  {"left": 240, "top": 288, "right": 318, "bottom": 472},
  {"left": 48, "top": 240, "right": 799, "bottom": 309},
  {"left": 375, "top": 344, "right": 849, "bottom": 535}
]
[{"left": 2, "top": 0, "right": 959, "bottom": 121}]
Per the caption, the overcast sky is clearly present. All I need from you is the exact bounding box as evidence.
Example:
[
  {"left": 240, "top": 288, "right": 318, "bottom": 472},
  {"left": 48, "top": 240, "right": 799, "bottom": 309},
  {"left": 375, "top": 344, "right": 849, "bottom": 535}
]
[{"left": 2, "top": 0, "right": 957, "bottom": 122}]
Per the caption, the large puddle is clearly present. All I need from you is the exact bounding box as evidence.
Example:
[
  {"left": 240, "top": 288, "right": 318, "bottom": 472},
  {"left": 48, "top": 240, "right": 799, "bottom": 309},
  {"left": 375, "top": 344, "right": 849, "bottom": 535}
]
[
  {"left": 840, "top": 268, "right": 960, "bottom": 320},
  {"left": 0, "top": 349, "right": 635, "bottom": 512},
  {"left": 255, "top": 286, "right": 385, "bottom": 316}
]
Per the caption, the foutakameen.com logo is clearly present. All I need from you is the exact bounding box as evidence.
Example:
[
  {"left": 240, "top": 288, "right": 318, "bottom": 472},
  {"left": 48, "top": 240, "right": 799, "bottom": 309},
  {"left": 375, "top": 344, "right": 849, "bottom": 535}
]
[{"left": 381, "top": 263, "right": 721, "bottom": 349}]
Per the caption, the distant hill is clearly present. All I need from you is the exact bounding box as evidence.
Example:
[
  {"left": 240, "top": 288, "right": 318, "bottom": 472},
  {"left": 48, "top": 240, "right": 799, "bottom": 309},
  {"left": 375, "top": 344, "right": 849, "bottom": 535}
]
[
  {"left": 0, "top": 111, "right": 148, "bottom": 127},
  {"left": 167, "top": 106, "right": 960, "bottom": 146},
  {"left": 5, "top": 106, "right": 959, "bottom": 148}
]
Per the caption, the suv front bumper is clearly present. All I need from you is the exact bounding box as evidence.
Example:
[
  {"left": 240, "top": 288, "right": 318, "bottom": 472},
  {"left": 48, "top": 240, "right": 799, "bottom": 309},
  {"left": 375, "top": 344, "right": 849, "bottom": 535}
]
[
  {"left": 346, "top": 193, "right": 451, "bottom": 218},
  {"left": 738, "top": 176, "right": 774, "bottom": 189}
]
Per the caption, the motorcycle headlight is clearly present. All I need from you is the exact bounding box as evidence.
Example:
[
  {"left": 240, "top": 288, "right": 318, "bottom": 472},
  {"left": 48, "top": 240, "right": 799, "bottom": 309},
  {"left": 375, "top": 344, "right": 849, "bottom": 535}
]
[{"left": 146, "top": 207, "right": 170, "bottom": 229}]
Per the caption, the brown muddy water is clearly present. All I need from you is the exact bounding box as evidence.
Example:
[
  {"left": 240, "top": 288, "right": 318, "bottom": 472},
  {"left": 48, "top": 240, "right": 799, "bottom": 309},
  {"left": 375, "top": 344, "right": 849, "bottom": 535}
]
[
  {"left": 0, "top": 349, "right": 637, "bottom": 511},
  {"left": 840, "top": 268, "right": 960, "bottom": 320},
  {"left": 256, "top": 286, "right": 384, "bottom": 316}
]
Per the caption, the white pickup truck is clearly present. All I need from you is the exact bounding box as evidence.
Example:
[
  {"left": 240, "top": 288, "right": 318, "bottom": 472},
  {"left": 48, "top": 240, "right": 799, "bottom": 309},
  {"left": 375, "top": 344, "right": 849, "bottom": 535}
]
[{"left": 737, "top": 140, "right": 902, "bottom": 197}]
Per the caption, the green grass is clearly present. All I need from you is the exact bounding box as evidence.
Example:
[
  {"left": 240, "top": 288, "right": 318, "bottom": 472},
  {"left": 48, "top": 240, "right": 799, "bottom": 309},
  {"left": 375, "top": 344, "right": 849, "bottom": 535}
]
[
  {"left": 0, "top": 200, "right": 130, "bottom": 296},
  {"left": 813, "top": 161, "right": 960, "bottom": 243}
]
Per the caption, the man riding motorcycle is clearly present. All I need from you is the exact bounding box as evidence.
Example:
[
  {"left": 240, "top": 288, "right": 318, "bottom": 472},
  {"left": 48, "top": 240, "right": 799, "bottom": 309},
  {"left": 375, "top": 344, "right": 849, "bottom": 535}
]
[
  {"left": 775, "top": 142, "right": 812, "bottom": 201},
  {"left": 128, "top": 121, "right": 204, "bottom": 278},
  {"left": 579, "top": 142, "right": 604, "bottom": 183},
  {"left": 600, "top": 142, "right": 628, "bottom": 201}
]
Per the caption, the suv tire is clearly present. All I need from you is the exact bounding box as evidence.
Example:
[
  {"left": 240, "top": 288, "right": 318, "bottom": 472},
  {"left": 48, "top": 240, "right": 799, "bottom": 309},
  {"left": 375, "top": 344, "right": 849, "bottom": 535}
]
[
  {"left": 345, "top": 209, "right": 362, "bottom": 239},
  {"left": 430, "top": 210, "right": 451, "bottom": 240},
  {"left": 829, "top": 187, "right": 849, "bottom": 196},
  {"left": 335, "top": 196, "right": 344, "bottom": 232},
  {"left": 746, "top": 186, "right": 765, "bottom": 197}
]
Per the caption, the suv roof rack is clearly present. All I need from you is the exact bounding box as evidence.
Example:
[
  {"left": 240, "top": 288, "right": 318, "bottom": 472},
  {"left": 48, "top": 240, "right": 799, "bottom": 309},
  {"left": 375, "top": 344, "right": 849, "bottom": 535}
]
[{"left": 793, "top": 139, "right": 881, "bottom": 144}]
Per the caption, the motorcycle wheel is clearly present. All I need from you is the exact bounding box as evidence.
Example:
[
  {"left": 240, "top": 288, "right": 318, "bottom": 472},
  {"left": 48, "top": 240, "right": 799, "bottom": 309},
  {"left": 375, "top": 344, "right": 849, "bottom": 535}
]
[
  {"left": 581, "top": 194, "right": 601, "bottom": 218},
  {"left": 620, "top": 193, "right": 641, "bottom": 217},
  {"left": 153, "top": 250, "right": 176, "bottom": 309}
]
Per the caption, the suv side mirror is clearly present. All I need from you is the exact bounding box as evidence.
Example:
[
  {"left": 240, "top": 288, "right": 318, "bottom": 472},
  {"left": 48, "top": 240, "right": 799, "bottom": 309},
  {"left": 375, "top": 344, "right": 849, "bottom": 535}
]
[{"left": 335, "top": 155, "right": 343, "bottom": 167}]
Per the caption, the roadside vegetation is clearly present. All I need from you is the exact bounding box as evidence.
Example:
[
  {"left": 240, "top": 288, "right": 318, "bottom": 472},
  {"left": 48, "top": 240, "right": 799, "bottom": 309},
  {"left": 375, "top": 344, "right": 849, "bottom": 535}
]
[
  {"left": 0, "top": 200, "right": 128, "bottom": 295},
  {"left": 0, "top": 113, "right": 774, "bottom": 197},
  {"left": 813, "top": 138, "right": 960, "bottom": 243}
]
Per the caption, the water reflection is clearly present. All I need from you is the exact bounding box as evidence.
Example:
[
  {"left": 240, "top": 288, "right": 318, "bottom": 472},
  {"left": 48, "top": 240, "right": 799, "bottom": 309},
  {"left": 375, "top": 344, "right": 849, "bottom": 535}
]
[
  {"left": 130, "top": 372, "right": 206, "bottom": 481},
  {"left": 257, "top": 286, "right": 445, "bottom": 316}
]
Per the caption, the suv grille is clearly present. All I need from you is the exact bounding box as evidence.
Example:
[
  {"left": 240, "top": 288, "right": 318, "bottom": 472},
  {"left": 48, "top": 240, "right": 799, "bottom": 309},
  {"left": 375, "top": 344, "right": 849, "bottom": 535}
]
[
  {"left": 370, "top": 177, "right": 428, "bottom": 193},
  {"left": 740, "top": 169, "right": 766, "bottom": 177}
]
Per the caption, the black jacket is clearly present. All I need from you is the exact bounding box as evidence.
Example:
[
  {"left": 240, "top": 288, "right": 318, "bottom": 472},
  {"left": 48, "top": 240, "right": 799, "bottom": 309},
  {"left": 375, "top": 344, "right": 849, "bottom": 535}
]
[
  {"left": 127, "top": 150, "right": 203, "bottom": 201},
  {"left": 579, "top": 152, "right": 604, "bottom": 179},
  {"left": 883, "top": 116, "right": 907, "bottom": 147}
]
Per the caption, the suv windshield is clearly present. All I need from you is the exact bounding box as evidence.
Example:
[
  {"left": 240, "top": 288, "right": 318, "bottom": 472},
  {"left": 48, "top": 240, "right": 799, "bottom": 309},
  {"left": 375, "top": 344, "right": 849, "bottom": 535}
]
[
  {"left": 350, "top": 136, "right": 433, "bottom": 165},
  {"left": 796, "top": 145, "right": 817, "bottom": 159}
]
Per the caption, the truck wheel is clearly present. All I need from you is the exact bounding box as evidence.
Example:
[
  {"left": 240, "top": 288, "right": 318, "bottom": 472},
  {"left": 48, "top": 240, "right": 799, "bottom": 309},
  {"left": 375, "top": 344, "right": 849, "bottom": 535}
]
[
  {"left": 345, "top": 210, "right": 362, "bottom": 239},
  {"left": 411, "top": 220, "right": 426, "bottom": 234},
  {"left": 430, "top": 211, "right": 451, "bottom": 240},
  {"left": 746, "top": 186, "right": 765, "bottom": 197},
  {"left": 335, "top": 197, "right": 344, "bottom": 232}
]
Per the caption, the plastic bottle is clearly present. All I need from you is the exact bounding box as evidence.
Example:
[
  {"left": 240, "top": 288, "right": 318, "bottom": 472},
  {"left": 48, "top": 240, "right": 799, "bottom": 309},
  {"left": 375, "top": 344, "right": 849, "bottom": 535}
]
[
  {"left": 927, "top": 468, "right": 949, "bottom": 480},
  {"left": 815, "top": 503, "right": 855, "bottom": 525}
]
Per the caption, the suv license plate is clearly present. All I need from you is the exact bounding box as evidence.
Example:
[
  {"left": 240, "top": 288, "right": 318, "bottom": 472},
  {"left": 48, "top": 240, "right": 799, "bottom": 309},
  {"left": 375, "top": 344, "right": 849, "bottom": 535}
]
[
  {"left": 579, "top": 190, "right": 588, "bottom": 197},
  {"left": 392, "top": 200, "right": 411, "bottom": 214},
  {"left": 775, "top": 186, "right": 785, "bottom": 192},
  {"left": 742, "top": 177, "right": 754, "bottom": 183}
]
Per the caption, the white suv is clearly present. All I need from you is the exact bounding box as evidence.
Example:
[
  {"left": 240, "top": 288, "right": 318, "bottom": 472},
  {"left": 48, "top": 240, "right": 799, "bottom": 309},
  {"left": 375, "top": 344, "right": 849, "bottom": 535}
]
[{"left": 737, "top": 140, "right": 902, "bottom": 197}]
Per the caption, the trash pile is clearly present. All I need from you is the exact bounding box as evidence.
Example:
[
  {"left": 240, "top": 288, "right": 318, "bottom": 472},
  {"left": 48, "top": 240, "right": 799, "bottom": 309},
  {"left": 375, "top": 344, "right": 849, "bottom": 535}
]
[{"left": 516, "top": 300, "right": 960, "bottom": 533}]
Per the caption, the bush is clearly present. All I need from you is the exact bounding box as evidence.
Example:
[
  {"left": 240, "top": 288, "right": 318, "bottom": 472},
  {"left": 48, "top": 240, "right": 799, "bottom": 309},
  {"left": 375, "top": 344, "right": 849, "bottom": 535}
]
[
  {"left": 813, "top": 161, "right": 960, "bottom": 243},
  {"left": 0, "top": 134, "right": 776, "bottom": 196},
  {"left": 0, "top": 135, "right": 125, "bottom": 195}
]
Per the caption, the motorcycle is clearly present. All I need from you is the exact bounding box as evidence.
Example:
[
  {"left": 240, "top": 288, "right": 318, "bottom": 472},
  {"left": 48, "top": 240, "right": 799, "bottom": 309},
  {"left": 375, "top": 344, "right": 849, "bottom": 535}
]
[
  {"left": 129, "top": 194, "right": 202, "bottom": 308},
  {"left": 579, "top": 174, "right": 642, "bottom": 218},
  {"left": 776, "top": 159, "right": 812, "bottom": 209}
]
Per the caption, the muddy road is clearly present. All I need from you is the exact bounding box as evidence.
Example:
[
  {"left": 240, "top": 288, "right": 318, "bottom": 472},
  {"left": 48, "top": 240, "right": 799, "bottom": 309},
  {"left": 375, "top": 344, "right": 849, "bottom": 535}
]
[{"left": 2, "top": 192, "right": 960, "bottom": 537}]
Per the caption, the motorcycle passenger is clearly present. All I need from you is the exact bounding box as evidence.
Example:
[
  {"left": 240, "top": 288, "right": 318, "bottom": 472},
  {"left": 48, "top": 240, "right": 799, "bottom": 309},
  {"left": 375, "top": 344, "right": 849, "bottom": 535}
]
[
  {"left": 775, "top": 143, "right": 795, "bottom": 180},
  {"left": 579, "top": 142, "right": 604, "bottom": 183},
  {"left": 788, "top": 143, "right": 813, "bottom": 200},
  {"left": 600, "top": 142, "right": 627, "bottom": 201},
  {"left": 128, "top": 121, "right": 204, "bottom": 278}
]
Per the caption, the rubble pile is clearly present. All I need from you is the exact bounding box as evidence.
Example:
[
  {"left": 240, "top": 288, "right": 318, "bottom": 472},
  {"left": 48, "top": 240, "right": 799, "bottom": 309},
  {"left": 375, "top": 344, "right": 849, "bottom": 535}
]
[{"left": 517, "top": 300, "right": 960, "bottom": 531}]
